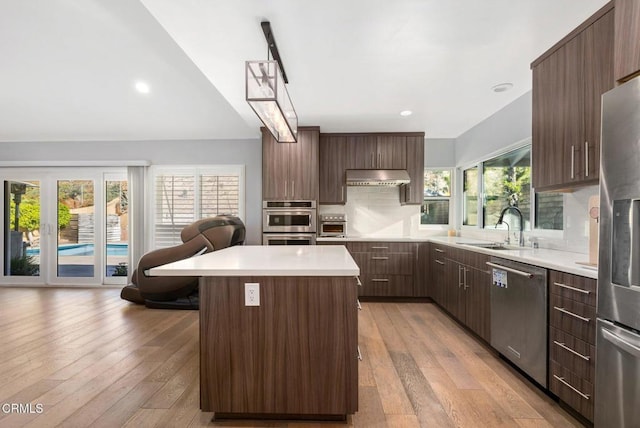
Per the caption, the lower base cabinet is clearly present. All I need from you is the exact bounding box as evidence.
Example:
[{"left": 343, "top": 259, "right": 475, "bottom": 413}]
[
  {"left": 346, "top": 241, "right": 418, "bottom": 297},
  {"left": 548, "top": 270, "right": 597, "bottom": 422},
  {"left": 429, "top": 244, "right": 490, "bottom": 343}
]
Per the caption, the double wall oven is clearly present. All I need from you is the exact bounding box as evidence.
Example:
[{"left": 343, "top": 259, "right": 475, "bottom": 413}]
[{"left": 262, "top": 201, "right": 316, "bottom": 245}]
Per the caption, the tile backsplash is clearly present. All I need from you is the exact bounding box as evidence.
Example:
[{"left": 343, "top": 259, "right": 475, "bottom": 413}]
[
  {"left": 319, "top": 184, "right": 599, "bottom": 255},
  {"left": 319, "top": 187, "right": 420, "bottom": 237}
]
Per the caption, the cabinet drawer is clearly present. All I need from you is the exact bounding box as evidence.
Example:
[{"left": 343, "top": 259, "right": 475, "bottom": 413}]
[
  {"left": 347, "top": 241, "right": 416, "bottom": 253},
  {"left": 550, "top": 327, "right": 595, "bottom": 381},
  {"left": 549, "top": 271, "right": 596, "bottom": 306},
  {"left": 351, "top": 252, "right": 414, "bottom": 275},
  {"left": 550, "top": 360, "right": 594, "bottom": 422},
  {"left": 550, "top": 294, "right": 596, "bottom": 344},
  {"left": 359, "top": 274, "right": 413, "bottom": 297}
]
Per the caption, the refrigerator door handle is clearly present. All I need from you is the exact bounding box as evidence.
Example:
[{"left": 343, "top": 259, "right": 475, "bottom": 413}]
[{"left": 602, "top": 328, "right": 640, "bottom": 358}]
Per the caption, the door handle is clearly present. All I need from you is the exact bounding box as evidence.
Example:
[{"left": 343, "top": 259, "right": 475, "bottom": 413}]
[
  {"left": 602, "top": 328, "right": 640, "bottom": 358},
  {"left": 284, "top": 181, "right": 288, "bottom": 198},
  {"left": 570, "top": 145, "right": 575, "bottom": 179},
  {"left": 584, "top": 141, "right": 589, "bottom": 177},
  {"left": 486, "top": 262, "right": 534, "bottom": 278}
]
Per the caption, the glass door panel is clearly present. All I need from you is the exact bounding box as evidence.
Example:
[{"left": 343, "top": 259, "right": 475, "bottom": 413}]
[
  {"left": 56, "top": 179, "right": 95, "bottom": 278},
  {"left": 105, "top": 179, "right": 128, "bottom": 282},
  {"left": 4, "top": 180, "right": 41, "bottom": 277}
]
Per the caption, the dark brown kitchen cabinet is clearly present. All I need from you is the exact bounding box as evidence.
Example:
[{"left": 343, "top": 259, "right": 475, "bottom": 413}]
[
  {"left": 344, "top": 134, "right": 406, "bottom": 170},
  {"left": 262, "top": 127, "right": 319, "bottom": 200},
  {"left": 429, "top": 243, "right": 490, "bottom": 343},
  {"left": 346, "top": 241, "right": 416, "bottom": 297},
  {"left": 614, "top": 0, "right": 640, "bottom": 81},
  {"left": 531, "top": 4, "right": 613, "bottom": 191},
  {"left": 319, "top": 135, "right": 348, "bottom": 204},
  {"left": 401, "top": 135, "right": 425, "bottom": 205},
  {"left": 548, "top": 270, "right": 597, "bottom": 422},
  {"left": 414, "top": 242, "right": 430, "bottom": 297}
]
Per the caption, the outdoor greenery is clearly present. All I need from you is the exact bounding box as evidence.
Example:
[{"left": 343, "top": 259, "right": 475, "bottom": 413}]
[
  {"left": 10, "top": 255, "right": 39, "bottom": 276},
  {"left": 10, "top": 199, "right": 71, "bottom": 232}
]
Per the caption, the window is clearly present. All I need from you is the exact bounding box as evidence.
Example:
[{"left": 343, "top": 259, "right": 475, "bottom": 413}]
[
  {"left": 421, "top": 169, "right": 451, "bottom": 225},
  {"left": 150, "top": 166, "right": 244, "bottom": 249},
  {"left": 463, "top": 167, "right": 478, "bottom": 226},
  {"left": 482, "top": 146, "right": 531, "bottom": 229},
  {"left": 462, "top": 144, "right": 563, "bottom": 231}
]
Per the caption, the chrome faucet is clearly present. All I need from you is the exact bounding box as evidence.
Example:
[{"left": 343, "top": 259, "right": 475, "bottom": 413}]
[{"left": 496, "top": 206, "right": 525, "bottom": 247}]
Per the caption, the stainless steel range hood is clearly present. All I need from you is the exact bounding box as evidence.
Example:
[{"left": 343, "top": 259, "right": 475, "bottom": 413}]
[{"left": 346, "top": 169, "right": 411, "bottom": 186}]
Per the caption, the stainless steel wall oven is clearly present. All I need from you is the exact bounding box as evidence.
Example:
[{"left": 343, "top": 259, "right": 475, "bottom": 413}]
[{"left": 262, "top": 201, "right": 316, "bottom": 245}]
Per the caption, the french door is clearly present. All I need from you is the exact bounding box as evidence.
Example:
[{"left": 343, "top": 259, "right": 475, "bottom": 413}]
[{"left": 1, "top": 167, "right": 128, "bottom": 286}]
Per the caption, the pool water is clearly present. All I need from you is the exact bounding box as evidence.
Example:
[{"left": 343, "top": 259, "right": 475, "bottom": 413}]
[{"left": 27, "top": 243, "right": 128, "bottom": 257}]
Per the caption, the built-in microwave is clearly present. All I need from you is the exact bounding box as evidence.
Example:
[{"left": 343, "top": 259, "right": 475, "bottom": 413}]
[
  {"left": 319, "top": 213, "right": 347, "bottom": 237},
  {"left": 262, "top": 201, "right": 316, "bottom": 233}
]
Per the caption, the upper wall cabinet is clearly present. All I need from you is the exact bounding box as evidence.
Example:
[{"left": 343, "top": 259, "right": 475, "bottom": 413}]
[
  {"left": 531, "top": 3, "right": 614, "bottom": 191},
  {"left": 614, "top": 0, "right": 640, "bottom": 81},
  {"left": 345, "top": 134, "right": 406, "bottom": 170},
  {"left": 262, "top": 127, "right": 319, "bottom": 201},
  {"left": 319, "top": 135, "right": 348, "bottom": 204},
  {"left": 401, "top": 135, "right": 425, "bottom": 205}
]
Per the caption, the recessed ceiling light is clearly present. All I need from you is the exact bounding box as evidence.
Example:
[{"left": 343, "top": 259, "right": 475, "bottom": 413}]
[
  {"left": 135, "top": 81, "right": 150, "bottom": 94},
  {"left": 400, "top": 110, "right": 412, "bottom": 117},
  {"left": 491, "top": 83, "right": 513, "bottom": 93}
]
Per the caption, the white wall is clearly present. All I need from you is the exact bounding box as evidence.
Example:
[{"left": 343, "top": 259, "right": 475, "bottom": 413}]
[
  {"left": 455, "top": 91, "right": 532, "bottom": 166},
  {"left": 425, "top": 138, "right": 455, "bottom": 167},
  {"left": 0, "top": 139, "right": 263, "bottom": 244}
]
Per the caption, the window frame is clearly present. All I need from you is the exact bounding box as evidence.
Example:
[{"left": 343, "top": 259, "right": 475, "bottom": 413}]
[
  {"left": 419, "top": 167, "right": 454, "bottom": 229},
  {"left": 458, "top": 139, "right": 563, "bottom": 237},
  {"left": 147, "top": 165, "right": 245, "bottom": 249}
]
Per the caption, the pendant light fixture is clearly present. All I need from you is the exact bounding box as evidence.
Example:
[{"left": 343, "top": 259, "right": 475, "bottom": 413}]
[{"left": 246, "top": 21, "right": 298, "bottom": 143}]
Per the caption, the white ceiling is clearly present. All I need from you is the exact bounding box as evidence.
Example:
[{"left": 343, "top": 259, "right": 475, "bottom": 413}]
[{"left": 0, "top": 0, "right": 609, "bottom": 142}]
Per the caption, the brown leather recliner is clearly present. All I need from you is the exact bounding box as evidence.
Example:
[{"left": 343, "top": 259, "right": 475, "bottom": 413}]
[{"left": 120, "top": 216, "right": 245, "bottom": 309}]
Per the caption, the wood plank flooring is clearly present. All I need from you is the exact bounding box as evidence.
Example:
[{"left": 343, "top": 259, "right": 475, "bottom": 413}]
[{"left": 0, "top": 288, "right": 583, "bottom": 428}]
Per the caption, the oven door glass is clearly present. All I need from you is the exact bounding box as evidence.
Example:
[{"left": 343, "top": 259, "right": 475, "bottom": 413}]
[
  {"left": 267, "top": 213, "right": 312, "bottom": 227},
  {"left": 263, "top": 235, "right": 315, "bottom": 245}
]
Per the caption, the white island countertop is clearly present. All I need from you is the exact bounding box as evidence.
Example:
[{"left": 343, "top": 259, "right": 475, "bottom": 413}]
[{"left": 149, "top": 245, "right": 360, "bottom": 277}]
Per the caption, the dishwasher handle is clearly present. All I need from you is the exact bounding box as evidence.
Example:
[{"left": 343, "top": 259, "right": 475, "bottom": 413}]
[{"left": 486, "top": 261, "right": 534, "bottom": 279}]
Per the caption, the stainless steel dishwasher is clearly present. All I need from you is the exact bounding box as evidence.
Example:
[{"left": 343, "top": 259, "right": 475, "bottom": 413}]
[{"left": 487, "top": 257, "right": 548, "bottom": 387}]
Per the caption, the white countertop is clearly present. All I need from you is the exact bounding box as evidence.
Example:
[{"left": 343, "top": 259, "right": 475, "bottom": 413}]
[
  {"left": 318, "top": 235, "right": 597, "bottom": 279},
  {"left": 149, "top": 245, "right": 360, "bottom": 277},
  {"left": 428, "top": 236, "right": 598, "bottom": 279}
]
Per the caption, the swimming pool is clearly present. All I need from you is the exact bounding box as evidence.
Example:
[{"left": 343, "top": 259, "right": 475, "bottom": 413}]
[{"left": 27, "top": 243, "right": 128, "bottom": 257}]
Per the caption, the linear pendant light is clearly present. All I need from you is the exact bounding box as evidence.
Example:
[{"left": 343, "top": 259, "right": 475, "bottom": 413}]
[{"left": 245, "top": 22, "right": 298, "bottom": 143}]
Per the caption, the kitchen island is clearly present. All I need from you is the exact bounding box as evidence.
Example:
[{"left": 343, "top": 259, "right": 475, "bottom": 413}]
[{"left": 150, "top": 245, "right": 360, "bottom": 421}]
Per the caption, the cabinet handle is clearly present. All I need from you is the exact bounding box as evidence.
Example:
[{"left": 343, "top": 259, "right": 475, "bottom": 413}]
[
  {"left": 371, "top": 152, "right": 375, "bottom": 168},
  {"left": 371, "top": 278, "right": 389, "bottom": 282},
  {"left": 435, "top": 259, "right": 445, "bottom": 265},
  {"left": 553, "top": 306, "right": 590, "bottom": 323},
  {"left": 284, "top": 181, "right": 288, "bottom": 198},
  {"left": 357, "top": 346, "right": 363, "bottom": 361},
  {"left": 552, "top": 375, "right": 590, "bottom": 400},
  {"left": 585, "top": 141, "right": 589, "bottom": 177},
  {"left": 291, "top": 180, "right": 295, "bottom": 197},
  {"left": 407, "top": 183, "right": 411, "bottom": 202},
  {"left": 570, "top": 145, "right": 575, "bottom": 179},
  {"left": 463, "top": 268, "right": 468, "bottom": 290},
  {"left": 377, "top": 152, "right": 381, "bottom": 168},
  {"left": 372, "top": 256, "right": 389, "bottom": 260},
  {"left": 355, "top": 276, "right": 362, "bottom": 287},
  {"left": 554, "top": 282, "right": 590, "bottom": 295},
  {"left": 371, "top": 246, "right": 389, "bottom": 250},
  {"left": 357, "top": 299, "right": 362, "bottom": 310},
  {"left": 553, "top": 340, "right": 590, "bottom": 361},
  {"left": 435, "top": 248, "right": 445, "bottom": 253},
  {"left": 458, "top": 265, "right": 463, "bottom": 288},
  {"left": 341, "top": 185, "right": 345, "bottom": 202}
]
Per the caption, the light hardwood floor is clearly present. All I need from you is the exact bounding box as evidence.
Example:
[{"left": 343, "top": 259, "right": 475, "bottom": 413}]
[{"left": 0, "top": 288, "right": 583, "bottom": 428}]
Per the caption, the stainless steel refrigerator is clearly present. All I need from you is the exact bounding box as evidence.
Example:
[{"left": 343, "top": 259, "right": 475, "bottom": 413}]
[{"left": 596, "top": 75, "right": 640, "bottom": 427}]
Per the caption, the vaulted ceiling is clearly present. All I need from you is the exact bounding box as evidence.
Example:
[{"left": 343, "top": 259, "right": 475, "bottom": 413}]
[{"left": 0, "top": 0, "right": 609, "bottom": 142}]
